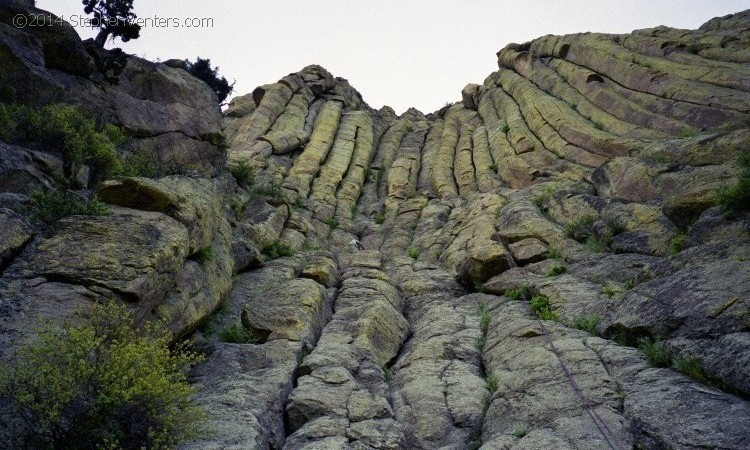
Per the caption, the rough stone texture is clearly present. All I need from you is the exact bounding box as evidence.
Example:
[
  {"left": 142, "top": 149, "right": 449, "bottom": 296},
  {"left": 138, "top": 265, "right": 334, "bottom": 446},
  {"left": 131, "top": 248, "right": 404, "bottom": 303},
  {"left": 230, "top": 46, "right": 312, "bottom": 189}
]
[
  {"left": 3, "top": 5, "right": 750, "bottom": 450},
  {"left": 0, "top": 5, "right": 224, "bottom": 175}
]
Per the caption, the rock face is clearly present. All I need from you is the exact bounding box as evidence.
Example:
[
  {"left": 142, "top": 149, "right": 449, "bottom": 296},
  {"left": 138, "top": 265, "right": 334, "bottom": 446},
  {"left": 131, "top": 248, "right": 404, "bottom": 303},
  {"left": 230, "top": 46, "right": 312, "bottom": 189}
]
[
  {"left": 1, "top": 3, "right": 750, "bottom": 449},
  {"left": 0, "top": 4, "right": 224, "bottom": 176}
]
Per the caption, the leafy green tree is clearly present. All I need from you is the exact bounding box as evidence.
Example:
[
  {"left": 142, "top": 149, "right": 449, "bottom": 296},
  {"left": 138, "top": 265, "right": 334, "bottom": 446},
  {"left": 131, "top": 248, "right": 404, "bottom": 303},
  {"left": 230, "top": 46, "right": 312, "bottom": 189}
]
[
  {"left": 0, "top": 301, "right": 205, "bottom": 449},
  {"left": 82, "top": 0, "right": 141, "bottom": 47},
  {"left": 186, "top": 58, "right": 235, "bottom": 103}
]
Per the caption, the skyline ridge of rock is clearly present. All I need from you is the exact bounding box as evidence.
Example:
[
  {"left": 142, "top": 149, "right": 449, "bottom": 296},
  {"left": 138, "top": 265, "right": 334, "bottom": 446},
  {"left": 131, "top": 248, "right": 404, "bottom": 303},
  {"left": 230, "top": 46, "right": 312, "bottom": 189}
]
[{"left": 1, "top": 4, "right": 749, "bottom": 449}]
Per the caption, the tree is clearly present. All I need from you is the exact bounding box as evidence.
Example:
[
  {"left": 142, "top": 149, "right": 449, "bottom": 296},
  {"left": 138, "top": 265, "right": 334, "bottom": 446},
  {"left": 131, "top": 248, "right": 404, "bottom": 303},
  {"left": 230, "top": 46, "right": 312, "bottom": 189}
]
[
  {"left": 186, "top": 57, "right": 235, "bottom": 103},
  {"left": 0, "top": 301, "right": 205, "bottom": 448},
  {"left": 82, "top": 0, "right": 141, "bottom": 47}
]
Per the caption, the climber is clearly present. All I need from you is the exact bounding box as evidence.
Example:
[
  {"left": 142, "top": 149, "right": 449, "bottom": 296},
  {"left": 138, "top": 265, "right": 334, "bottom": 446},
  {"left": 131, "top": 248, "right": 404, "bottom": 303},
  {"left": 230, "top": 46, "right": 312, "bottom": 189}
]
[{"left": 349, "top": 239, "right": 365, "bottom": 251}]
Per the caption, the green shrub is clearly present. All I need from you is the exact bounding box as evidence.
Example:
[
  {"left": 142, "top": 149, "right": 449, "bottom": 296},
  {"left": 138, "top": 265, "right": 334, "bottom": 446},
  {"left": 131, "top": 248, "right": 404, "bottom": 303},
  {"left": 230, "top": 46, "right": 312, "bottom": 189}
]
[
  {"left": 218, "top": 323, "right": 257, "bottom": 344},
  {"left": 473, "top": 280, "right": 485, "bottom": 293},
  {"left": 602, "top": 285, "right": 618, "bottom": 298},
  {"left": 584, "top": 236, "right": 606, "bottom": 253},
  {"left": 674, "top": 357, "right": 707, "bottom": 383},
  {"left": 350, "top": 204, "right": 358, "bottom": 219},
  {"left": 30, "top": 189, "right": 111, "bottom": 223},
  {"left": 530, "top": 295, "right": 557, "bottom": 321},
  {"left": 474, "top": 335, "right": 486, "bottom": 352},
  {"left": 505, "top": 285, "right": 532, "bottom": 301},
  {"left": 0, "top": 301, "right": 205, "bottom": 449},
  {"left": 638, "top": 338, "right": 671, "bottom": 367},
  {"left": 547, "top": 265, "right": 567, "bottom": 277},
  {"left": 488, "top": 163, "right": 498, "bottom": 172},
  {"left": 374, "top": 209, "right": 386, "bottom": 224},
  {"left": 375, "top": 166, "right": 387, "bottom": 196},
  {"left": 230, "top": 162, "right": 254, "bottom": 188},
  {"left": 193, "top": 246, "right": 213, "bottom": 264},
  {"left": 547, "top": 248, "right": 563, "bottom": 259},
  {"left": 570, "top": 315, "right": 600, "bottom": 334},
  {"left": 185, "top": 57, "right": 234, "bottom": 103},
  {"left": 501, "top": 123, "right": 510, "bottom": 134},
  {"left": 0, "top": 102, "right": 133, "bottom": 182},
  {"left": 717, "top": 150, "right": 750, "bottom": 216},
  {"left": 680, "top": 128, "right": 698, "bottom": 138},
  {"left": 669, "top": 233, "right": 687, "bottom": 255},
  {"left": 478, "top": 303, "right": 491, "bottom": 336},
  {"left": 408, "top": 248, "right": 419, "bottom": 260},
  {"left": 263, "top": 241, "right": 294, "bottom": 259},
  {"left": 623, "top": 278, "right": 635, "bottom": 290},
  {"left": 485, "top": 373, "right": 499, "bottom": 393},
  {"left": 325, "top": 217, "right": 339, "bottom": 230},
  {"left": 511, "top": 425, "right": 528, "bottom": 438},
  {"left": 564, "top": 215, "right": 596, "bottom": 239},
  {"left": 252, "top": 181, "right": 283, "bottom": 199},
  {"left": 228, "top": 197, "right": 245, "bottom": 220},
  {"left": 381, "top": 363, "right": 392, "bottom": 381}
]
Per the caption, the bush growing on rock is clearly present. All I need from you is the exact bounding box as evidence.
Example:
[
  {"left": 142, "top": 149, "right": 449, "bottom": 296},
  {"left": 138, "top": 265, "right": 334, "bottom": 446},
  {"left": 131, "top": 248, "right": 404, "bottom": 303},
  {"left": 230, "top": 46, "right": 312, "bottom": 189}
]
[
  {"left": 185, "top": 58, "right": 234, "bottom": 103},
  {"left": 0, "top": 102, "right": 129, "bottom": 182},
  {"left": 0, "top": 301, "right": 205, "bottom": 449},
  {"left": 29, "top": 189, "right": 111, "bottom": 223},
  {"left": 717, "top": 149, "right": 750, "bottom": 216}
]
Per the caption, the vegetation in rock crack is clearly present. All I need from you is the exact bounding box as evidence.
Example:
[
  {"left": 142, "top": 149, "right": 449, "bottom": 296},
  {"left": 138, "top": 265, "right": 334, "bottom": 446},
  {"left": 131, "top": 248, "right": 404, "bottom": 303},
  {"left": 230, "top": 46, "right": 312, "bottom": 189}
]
[
  {"left": 547, "top": 248, "right": 563, "bottom": 259},
  {"left": 193, "top": 246, "right": 214, "bottom": 264},
  {"left": 602, "top": 285, "right": 618, "bottom": 298},
  {"left": 375, "top": 166, "right": 387, "bottom": 196},
  {"left": 679, "top": 128, "right": 699, "bottom": 138},
  {"left": 0, "top": 301, "right": 204, "bottom": 449},
  {"left": 374, "top": 208, "right": 386, "bottom": 224},
  {"left": 381, "top": 363, "right": 392, "bottom": 381},
  {"left": 478, "top": 303, "right": 491, "bottom": 336},
  {"left": 585, "top": 236, "right": 607, "bottom": 253},
  {"left": 185, "top": 58, "right": 235, "bottom": 103},
  {"left": 474, "top": 335, "right": 486, "bottom": 352},
  {"left": 263, "top": 241, "right": 294, "bottom": 259},
  {"left": 505, "top": 285, "right": 532, "bottom": 301},
  {"left": 408, "top": 248, "right": 419, "bottom": 260},
  {"left": 230, "top": 162, "right": 255, "bottom": 188},
  {"left": 623, "top": 278, "right": 636, "bottom": 290},
  {"left": 475, "top": 303, "right": 491, "bottom": 351},
  {"left": 228, "top": 196, "right": 246, "bottom": 221},
  {"left": 488, "top": 163, "right": 498, "bottom": 172},
  {"left": 511, "top": 425, "right": 528, "bottom": 438},
  {"left": 530, "top": 295, "right": 557, "bottom": 321},
  {"left": 485, "top": 373, "right": 499, "bottom": 393},
  {"left": 218, "top": 323, "right": 258, "bottom": 344},
  {"left": 547, "top": 265, "right": 567, "bottom": 277},
  {"left": 472, "top": 281, "right": 485, "bottom": 293},
  {"left": 531, "top": 184, "right": 559, "bottom": 208},
  {"left": 570, "top": 315, "right": 600, "bottom": 334},
  {"left": 325, "top": 217, "right": 339, "bottom": 230},
  {"left": 501, "top": 123, "right": 510, "bottom": 134},
  {"left": 0, "top": 103, "right": 132, "bottom": 182},
  {"left": 83, "top": 0, "right": 141, "bottom": 47},
  {"left": 350, "top": 204, "right": 358, "bottom": 219},
  {"left": 30, "top": 189, "right": 111, "bottom": 224},
  {"left": 717, "top": 149, "right": 750, "bottom": 217},
  {"left": 674, "top": 357, "right": 708, "bottom": 384},
  {"left": 251, "top": 181, "right": 284, "bottom": 200},
  {"left": 669, "top": 233, "right": 687, "bottom": 255},
  {"left": 564, "top": 215, "right": 597, "bottom": 240},
  {"left": 638, "top": 337, "right": 671, "bottom": 367}
]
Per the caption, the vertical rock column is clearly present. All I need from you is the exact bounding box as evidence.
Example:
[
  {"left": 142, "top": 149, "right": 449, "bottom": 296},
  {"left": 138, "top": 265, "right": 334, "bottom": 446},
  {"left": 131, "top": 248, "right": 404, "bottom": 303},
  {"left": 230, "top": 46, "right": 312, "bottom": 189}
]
[{"left": 284, "top": 250, "right": 409, "bottom": 449}]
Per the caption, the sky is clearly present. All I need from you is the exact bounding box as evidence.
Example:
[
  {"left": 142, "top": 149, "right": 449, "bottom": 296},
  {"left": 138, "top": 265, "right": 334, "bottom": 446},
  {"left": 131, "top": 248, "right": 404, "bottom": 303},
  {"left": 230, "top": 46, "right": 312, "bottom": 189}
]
[{"left": 37, "top": 0, "right": 750, "bottom": 114}]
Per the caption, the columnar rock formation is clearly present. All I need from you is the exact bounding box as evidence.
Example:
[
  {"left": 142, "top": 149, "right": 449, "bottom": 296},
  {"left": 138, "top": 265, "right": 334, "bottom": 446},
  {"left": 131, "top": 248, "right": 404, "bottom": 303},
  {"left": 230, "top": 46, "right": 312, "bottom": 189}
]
[{"left": 1, "top": 4, "right": 750, "bottom": 449}]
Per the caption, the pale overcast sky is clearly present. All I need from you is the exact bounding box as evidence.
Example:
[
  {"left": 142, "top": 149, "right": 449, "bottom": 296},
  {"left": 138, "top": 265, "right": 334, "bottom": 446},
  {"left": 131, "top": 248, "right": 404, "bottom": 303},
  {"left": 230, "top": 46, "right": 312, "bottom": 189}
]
[{"left": 37, "top": 0, "right": 750, "bottom": 114}]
